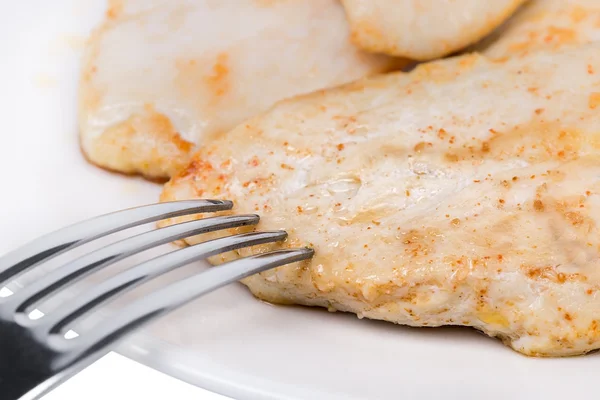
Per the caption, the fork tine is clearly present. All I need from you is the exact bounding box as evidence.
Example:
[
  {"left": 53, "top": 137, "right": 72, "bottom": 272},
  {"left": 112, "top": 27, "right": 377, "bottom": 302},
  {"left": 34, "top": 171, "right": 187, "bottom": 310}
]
[
  {"left": 60, "top": 248, "right": 314, "bottom": 367},
  {"left": 39, "top": 231, "right": 288, "bottom": 335},
  {"left": 3, "top": 215, "right": 259, "bottom": 316},
  {"left": 0, "top": 200, "right": 232, "bottom": 286}
]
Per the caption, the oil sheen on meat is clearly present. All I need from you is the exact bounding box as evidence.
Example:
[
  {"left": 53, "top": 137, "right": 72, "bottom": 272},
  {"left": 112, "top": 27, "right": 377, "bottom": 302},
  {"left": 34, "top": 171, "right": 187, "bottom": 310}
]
[
  {"left": 162, "top": 45, "right": 600, "bottom": 357},
  {"left": 79, "top": 0, "right": 402, "bottom": 179}
]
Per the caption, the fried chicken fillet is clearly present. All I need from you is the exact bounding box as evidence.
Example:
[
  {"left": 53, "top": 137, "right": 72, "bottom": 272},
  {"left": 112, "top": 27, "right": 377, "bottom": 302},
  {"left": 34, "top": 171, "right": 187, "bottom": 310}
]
[
  {"left": 161, "top": 44, "right": 600, "bottom": 356},
  {"left": 340, "top": 0, "right": 526, "bottom": 60},
  {"left": 79, "top": 0, "right": 402, "bottom": 179},
  {"left": 480, "top": 0, "right": 600, "bottom": 59}
]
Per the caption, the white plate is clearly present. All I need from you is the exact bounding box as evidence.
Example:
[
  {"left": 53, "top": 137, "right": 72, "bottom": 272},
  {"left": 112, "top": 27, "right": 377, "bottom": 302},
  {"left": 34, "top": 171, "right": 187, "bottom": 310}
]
[{"left": 1, "top": 2, "right": 598, "bottom": 400}]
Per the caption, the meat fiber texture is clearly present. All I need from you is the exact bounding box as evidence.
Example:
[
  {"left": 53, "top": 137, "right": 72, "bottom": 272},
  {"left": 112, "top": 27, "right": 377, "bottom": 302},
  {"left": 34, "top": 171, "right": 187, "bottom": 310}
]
[{"left": 162, "top": 44, "right": 600, "bottom": 356}]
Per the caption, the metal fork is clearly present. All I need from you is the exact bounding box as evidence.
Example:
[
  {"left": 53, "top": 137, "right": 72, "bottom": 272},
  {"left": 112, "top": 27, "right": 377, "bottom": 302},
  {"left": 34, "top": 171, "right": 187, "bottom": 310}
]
[{"left": 0, "top": 200, "right": 313, "bottom": 400}]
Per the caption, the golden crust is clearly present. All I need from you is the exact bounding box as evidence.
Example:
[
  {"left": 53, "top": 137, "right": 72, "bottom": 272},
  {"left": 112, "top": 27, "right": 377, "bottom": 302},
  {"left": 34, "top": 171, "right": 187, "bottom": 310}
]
[
  {"left": 162, "top": 45, "right": 600, "bottom": 356},
  {"left": 81, "top": 104, "right": 194, "bottom": 179}
]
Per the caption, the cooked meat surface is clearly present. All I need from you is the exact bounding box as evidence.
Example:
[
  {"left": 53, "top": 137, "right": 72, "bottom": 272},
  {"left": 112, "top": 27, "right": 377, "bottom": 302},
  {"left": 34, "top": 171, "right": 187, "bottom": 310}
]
[
  {"left": 79, "top": 0, "right": 402, "bottom": 179},
  {"left": 479, "top": 0, "right": 600, "bottom": 59},
  {"left": 340, "top": 0, "right": 526, "bottom": 60},
  {"left": 161, "top": 44, "right": 600, "bottom": 356}
]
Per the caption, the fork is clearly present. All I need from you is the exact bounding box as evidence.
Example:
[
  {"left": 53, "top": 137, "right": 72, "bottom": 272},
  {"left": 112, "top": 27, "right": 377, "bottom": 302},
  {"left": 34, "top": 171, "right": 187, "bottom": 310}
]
[{"left": 0, "top": 199, "right": 313, "bottom": 400}]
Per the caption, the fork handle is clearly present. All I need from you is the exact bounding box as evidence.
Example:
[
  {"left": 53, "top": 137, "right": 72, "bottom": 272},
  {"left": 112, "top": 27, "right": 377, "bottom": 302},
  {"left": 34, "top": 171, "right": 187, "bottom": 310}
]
[
  {"left": 0, "top": 321, "right": 58, "bottom": 400},
  {"left": 0, "top": 371, "right": 53, "bottom": 400}
]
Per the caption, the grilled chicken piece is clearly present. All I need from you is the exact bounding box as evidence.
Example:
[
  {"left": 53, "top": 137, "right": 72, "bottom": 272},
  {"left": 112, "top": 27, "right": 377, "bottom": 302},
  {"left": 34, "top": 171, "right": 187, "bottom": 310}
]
[
  {"left": 79, "top": 0, "right": 402, "bottom": 180},
  {"left": 480, "top": 0, "right": 600, "bottom": 59},
  {"left": 161, "top": 44, "right": 600, "bottom": 356},
  {"left": 340, "top": 0, "right": 526, "bottom": 60}
]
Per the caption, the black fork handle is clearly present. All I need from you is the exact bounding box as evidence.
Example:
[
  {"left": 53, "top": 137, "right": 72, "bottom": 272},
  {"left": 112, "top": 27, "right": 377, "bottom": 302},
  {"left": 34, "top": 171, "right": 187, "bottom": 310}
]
[
  {"left": 0, "top": 375, "right": 50, "bottom": 400},
  {"left": 0, "top": 322, "right": 56, "bottom": 400}
]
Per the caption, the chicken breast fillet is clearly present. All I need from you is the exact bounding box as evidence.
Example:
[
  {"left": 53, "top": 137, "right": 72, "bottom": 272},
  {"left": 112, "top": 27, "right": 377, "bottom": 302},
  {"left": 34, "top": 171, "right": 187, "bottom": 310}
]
[
  {"left": 340, "top": 0, "right": 526, "bottom": 60},
  {"left": 79, "top": 0, "right": 402, "bottom": 180},
  {"left": 162, "top": 44, "right": 600, "bottom": 357},
  {"left": 479, "top": 0, "right": 600, "bottom": 59}
]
